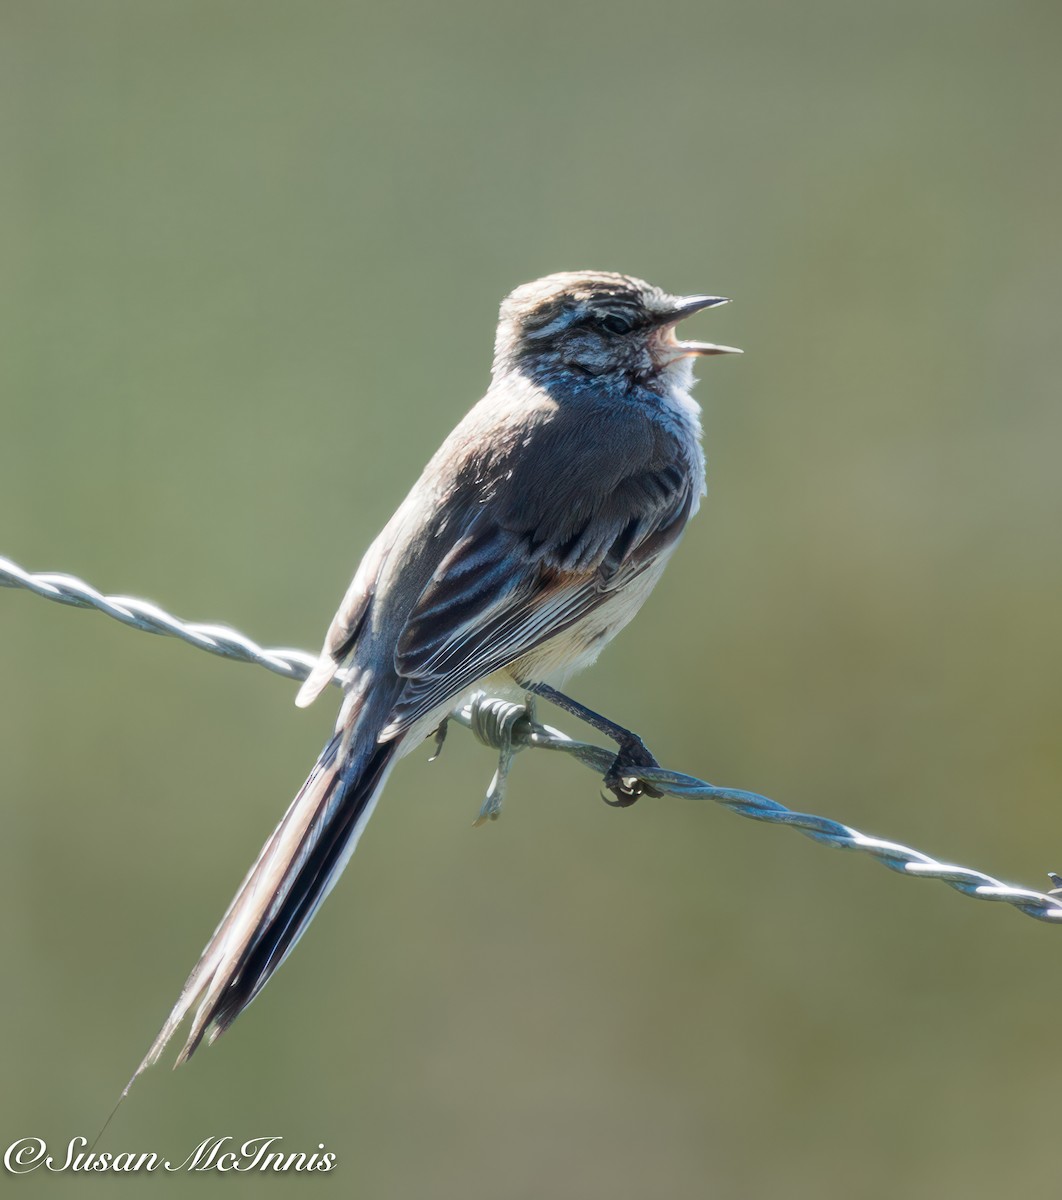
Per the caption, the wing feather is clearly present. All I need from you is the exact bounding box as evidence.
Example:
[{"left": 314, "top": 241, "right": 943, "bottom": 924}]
[{"left": 380, "top": 462, "right": 695, "bottom": 739}]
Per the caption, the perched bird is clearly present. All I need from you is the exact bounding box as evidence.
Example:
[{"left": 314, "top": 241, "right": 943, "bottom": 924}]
[{"left": 136, "top": 270, "right": 740, "bottom": 1075}]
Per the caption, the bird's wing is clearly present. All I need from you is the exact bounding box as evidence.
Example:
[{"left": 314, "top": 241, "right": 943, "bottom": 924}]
[
  {"left": 295, "top": 522, "right": 396, "bottom": 708},
  {"left": 381, "top": 451, "right": 696, "bottom": 739}
]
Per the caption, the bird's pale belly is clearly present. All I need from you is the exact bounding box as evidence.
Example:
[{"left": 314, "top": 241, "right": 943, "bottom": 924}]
[{"left": 508, "top": 553, "right": 674, "bottom": 689}]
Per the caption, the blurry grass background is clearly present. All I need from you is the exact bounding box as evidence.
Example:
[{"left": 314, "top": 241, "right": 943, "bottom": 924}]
[{"left": 2, "top": 1, "right": 1061, "bottom": 1197}]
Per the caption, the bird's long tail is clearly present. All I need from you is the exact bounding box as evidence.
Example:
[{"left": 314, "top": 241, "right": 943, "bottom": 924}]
[{"left": 131, "top": 719, "right": 400, "bottom": 1082}]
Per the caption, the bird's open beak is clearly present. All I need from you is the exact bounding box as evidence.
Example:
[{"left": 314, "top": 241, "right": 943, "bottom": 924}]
[{"left": 661, "top": 295, "right": 742, "bottom": 357}]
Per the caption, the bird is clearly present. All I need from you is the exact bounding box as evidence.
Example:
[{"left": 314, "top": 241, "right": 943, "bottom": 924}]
[{"left": 134, "top": 270, "right": 740, "bottom": 1077}]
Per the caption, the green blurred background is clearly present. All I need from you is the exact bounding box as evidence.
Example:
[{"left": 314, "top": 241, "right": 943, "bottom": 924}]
[{"left": 2, "top": 1, "right": 1061, "bottom": 1196}]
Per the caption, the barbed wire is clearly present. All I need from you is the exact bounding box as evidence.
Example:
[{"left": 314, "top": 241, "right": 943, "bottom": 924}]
[
  {"left": 0, "top": 554, "right": 323, "bottom": 685},
  {"left": 4, "top": 552, "right": 1061, "bottom": 925}
]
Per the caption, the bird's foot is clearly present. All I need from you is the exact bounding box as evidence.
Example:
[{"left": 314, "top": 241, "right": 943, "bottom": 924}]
[{"left": 602, "top": 735, "right": 664, "bottom": 807}]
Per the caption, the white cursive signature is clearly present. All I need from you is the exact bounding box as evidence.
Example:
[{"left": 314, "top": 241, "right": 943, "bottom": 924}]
[{"left": 4, "top": 1136, "right": 337, "bottom": 1174}]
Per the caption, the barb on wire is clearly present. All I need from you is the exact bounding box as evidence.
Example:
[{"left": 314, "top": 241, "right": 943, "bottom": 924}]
[
  {"left": 452, "top": 697, "right": 1062, "bottom": 924},
  {"left": 3, "top": 552, "right": 1060, "bottom": 926}
]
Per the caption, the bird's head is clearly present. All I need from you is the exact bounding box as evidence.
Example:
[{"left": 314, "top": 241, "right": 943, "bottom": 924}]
[{"left": 494, "top": 270, "right": 741, "bottom": 391}]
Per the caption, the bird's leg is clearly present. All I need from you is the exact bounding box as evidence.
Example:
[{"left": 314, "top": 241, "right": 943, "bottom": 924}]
[{"left": 524, "top": 682, "right": 663, "bottom": 805}]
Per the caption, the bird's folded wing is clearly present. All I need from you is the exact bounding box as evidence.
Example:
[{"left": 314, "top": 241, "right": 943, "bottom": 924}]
[{"left": 380, "top": 460, "right": 695, "bottom": 739}]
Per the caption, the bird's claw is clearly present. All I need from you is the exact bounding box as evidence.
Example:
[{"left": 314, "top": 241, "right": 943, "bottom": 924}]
[{"left": 602, "top": 735, "right": 663, "bottom": 807}]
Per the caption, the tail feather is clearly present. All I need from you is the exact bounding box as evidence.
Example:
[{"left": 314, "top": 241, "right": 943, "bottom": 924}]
[
  {"left": 133, "top": 727, "right": 399, "bottom": 1079},
  {"left": 201, "top": 739, "right": 396, "bottom": 1044}
]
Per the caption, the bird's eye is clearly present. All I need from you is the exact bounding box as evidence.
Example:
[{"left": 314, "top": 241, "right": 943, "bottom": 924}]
[{"left": 600, "top": 314, "right": 632, "bottom": 335}]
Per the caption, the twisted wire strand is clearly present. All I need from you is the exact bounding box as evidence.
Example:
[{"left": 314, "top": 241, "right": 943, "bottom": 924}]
[
  {"left": 450, "top": 700, "right": 1062, "bottom": 923},
  {"left": 4, "top": 553, "right": 1060, "bottom": 925},
  {"left": 0, "top": 554, "right": 321, "bottom": 685}
]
